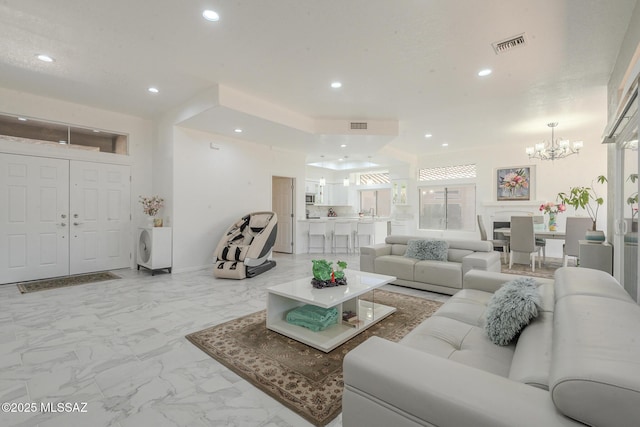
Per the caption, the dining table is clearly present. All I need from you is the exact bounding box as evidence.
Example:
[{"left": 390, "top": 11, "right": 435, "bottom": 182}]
[{"left": 494, "top": 227, "right": 566, "bottom": 240}]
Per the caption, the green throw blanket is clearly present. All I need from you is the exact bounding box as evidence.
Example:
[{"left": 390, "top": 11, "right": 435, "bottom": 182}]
[{"left": 286, "top": 305, "right": 339, "bottom": 332}]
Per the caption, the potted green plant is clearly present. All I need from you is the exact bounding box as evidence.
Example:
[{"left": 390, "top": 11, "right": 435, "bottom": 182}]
[{"left": 556, "top": 175, "right": 607, "bottom": 232}]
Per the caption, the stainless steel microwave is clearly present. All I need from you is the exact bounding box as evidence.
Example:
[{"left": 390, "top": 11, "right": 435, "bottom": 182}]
[{"left": 305, "top": 193, "right": 316, "bottom": 204}]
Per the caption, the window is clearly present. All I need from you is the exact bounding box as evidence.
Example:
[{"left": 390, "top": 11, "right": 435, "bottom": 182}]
[
  {"left": 357, "top": 171, "right": 390, "bottom": 185},
  {"left": 360, "top": 189, "right": 391, "bottom": 217},
  {"left": 0, "top": 113, "right": 128, "bottom": 155},
  {"left": 418, "top": 164, "right": 476, "bottom": 181},
  {"left": 419, "top": 184, "right": 476, "bottom": 230}
]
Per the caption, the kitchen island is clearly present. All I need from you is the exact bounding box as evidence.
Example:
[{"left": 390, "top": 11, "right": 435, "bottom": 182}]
[{"left": 298, "top": 217, "right": 390, "bottom": 253}]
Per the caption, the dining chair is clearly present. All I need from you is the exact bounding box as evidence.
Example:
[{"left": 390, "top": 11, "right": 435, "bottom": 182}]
[
  {"left": 533, "top": 215, "right": 547, "bottom": 264},
  {"left": 477, "top": 215, "right": 508, "bottom": 263},
  {"left": 509, "top": 216, "right": 543, "bottom": 272},
  {"left": 563, "top": 217, "right": 593, "bottom": 266}
]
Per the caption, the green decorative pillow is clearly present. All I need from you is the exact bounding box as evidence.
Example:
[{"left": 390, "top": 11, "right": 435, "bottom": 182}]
[
  {"left": 485, "top": 277, "right": 541, "bottom": 346},
  {"left": 404, "top": 239, "right": 449, "bottom": 261}
]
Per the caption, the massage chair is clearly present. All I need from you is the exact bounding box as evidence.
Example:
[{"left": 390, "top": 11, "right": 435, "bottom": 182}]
[{"left": 213, "top": 211, "right": 278, "bottom": 279}]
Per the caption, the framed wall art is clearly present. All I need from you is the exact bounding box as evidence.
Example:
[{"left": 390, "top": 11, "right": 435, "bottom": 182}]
[{"left": 496, "top": 166, "right": 533, "bottom": 201}]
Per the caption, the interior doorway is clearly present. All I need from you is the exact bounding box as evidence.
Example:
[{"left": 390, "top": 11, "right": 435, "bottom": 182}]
[{"left": 272, "top": 176, "right": 295, "bottom": 253}]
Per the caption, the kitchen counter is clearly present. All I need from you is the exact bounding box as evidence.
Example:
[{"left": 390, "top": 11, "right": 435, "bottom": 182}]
[{"left": 299, "top": 217, "right": 390, "bottom": 222}]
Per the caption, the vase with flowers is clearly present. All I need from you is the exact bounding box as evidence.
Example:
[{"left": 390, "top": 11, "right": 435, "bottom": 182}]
[
  {"left": 539, "top": 202, "right": 566, "bottom": 231},
  {"left": 139, "top": 195, "right": 164, "bottom": 227}
]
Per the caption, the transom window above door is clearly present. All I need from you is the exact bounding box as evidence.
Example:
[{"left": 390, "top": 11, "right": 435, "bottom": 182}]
[{"left": 0, "top": 113, "right": 129, "bottom": 155}]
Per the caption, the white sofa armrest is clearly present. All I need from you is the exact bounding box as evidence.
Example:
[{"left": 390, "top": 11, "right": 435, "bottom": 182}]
[
  {"left": 359, "top": 243, "right": 391, "bottom": 273},
  {"left": 343, "top": 337, "right": 579, "bottom": 427}
]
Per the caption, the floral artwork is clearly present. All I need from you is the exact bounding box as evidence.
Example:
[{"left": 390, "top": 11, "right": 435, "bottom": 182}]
[
  {"left": 497, "top": 167, "right": 531, "bottom": 201},
  {"left": 139, "top": 195, "right": 164, "bottom": 216}
]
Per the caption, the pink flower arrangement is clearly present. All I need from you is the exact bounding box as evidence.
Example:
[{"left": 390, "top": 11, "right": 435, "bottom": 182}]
[{"left": 539, "top": 201, "right": 566, "bottom": 214}]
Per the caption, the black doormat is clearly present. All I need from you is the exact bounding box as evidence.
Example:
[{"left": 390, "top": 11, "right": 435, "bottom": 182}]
[{"left": 16, "top": 272, "right": 121, "bottom": 294}]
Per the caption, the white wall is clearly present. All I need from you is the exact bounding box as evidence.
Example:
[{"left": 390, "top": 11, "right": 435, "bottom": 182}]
[
  {"left": 0, "top": 87, "right": 154, "bottom": 267},
  {"left": 172, "top": 126, "right": 306, "bottom": 271}
]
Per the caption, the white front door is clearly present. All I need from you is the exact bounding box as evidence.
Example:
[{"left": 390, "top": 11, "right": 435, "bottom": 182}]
[
  {"left": 0, "top": 154, "right": 70, "bottom": 283},
  {"left": 70, "top": 161, "right": 131, "bottom": 274},
  {"left": 272, "top": 176, "right": 294, "bottom": 253}
]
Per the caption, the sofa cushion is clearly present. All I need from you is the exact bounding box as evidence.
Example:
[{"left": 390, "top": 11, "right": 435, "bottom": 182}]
[
  {"left": 390, "top": 244, "right": 407, "bottom": 256},
  {"left": 485, "top": 277, "right": 541, "bottom": 346},
  {"left": 374, "top": 255, "right": 417, "bottom": 281},
  {"left": 402, "top": 314, "right": 515, "bottom": 378},
  {"left": 447, "top": 248, "right": 474, "bottom": 262},
  {"left": 405, "top": 239, "right": 427, "bottom": 259},
  {"left": 414, "top": 260, "right": 462, "bottom": 288}
]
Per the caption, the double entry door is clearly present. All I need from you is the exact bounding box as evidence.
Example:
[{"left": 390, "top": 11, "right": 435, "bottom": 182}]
[{"left": 0, "top": 153, "right": 131, "bottom": 284}]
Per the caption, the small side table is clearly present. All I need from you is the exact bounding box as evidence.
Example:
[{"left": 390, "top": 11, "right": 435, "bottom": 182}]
[{"left": 578, "top": 240, "right": 612, "bottom": 274}]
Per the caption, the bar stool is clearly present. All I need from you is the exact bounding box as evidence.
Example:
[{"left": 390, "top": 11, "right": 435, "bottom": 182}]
[
  {"left": 308, "top": 222, "right": 327, "bottom": 253},
  {"left": 332, "top": 221, "right": 352, "bottom": 253},
  {"left": 355, "top": 221, "right": 375, "bottom": 252}
]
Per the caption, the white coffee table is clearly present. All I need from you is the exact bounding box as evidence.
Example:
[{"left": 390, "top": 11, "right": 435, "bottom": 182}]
[{"left": 266, "top": 269, "right": 397, "bottom": 352}]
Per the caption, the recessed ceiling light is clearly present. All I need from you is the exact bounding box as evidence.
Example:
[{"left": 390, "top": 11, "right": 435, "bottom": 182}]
[
  {"left": 234, "top": 128, "right": 243, "bottom": 133},
  {"left": 442, "top": 143, "right": 449, "bottom": 147},
  {"left": 330, "top": 82, "right": 342, "bottom": 89},
  {"left": 338, "top": 158, "right": 344, "bottom": 161},
  {"left": 37, "top": 54, "right": 54, "bottom": 63},
  {"left": 340, "top": 144, "right": 347, "bottom": 148},
  {"left": 424, "top": 133, "right": 432, "bottom": 138},
  {"left": 18, "top": 117, "right": 27, "bottom": 121},
  {"left": 148, "top": 87, "right": 159, "bottom": 93},
  {"left": 202, "top": 10, "right": 220, "bottom": 21},
  {"left": 478, "top": 69, "right": 492, "bottom": 77}
]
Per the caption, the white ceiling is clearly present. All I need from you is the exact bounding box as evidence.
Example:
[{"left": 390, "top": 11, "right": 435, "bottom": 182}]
[{"left": 0, "top": 0, "right": 637, "bottom": 169}]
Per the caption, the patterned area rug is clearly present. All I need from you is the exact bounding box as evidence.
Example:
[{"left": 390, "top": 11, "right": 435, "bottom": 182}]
[
  {"left": 501, "top": 257, "right": 564, "bottom": 279},
  {"left": 16, "top": 272, "right": 121, "bottom": 293},
  {"left": 186, "top": 290, "right": 442, "bottom": 426}
]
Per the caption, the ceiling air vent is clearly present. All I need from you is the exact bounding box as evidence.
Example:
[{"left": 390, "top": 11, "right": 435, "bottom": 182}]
[
  {"left": 350, "top": 122, "right": 368, "bottom": 130},
  {"left": 492, "top": 33, "right": 526, "bottom": 54}
]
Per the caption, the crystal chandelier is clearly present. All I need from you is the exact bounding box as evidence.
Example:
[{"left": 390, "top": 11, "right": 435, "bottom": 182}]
[{"left": 526, "top": 122, "right": 583, "bottom": 161}]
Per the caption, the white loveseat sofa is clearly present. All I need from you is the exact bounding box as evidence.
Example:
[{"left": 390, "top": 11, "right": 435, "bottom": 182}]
[
  {"left": 360, "top": 235, "right": 501, "bottom": 295},
  {"left": 343, "top": 267, "right": 640, "bottom": 427}
]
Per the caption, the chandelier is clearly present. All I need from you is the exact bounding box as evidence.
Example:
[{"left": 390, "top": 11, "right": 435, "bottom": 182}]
[{"left": 526, "top": 122, "right": 583, "bottom": 161}]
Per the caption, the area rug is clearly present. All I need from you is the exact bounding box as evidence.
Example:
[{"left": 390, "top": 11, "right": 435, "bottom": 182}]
[
  {"left": 501, "top": 257, "right": 564, "bottom": 279},
  {"left": 16, "top": 272, "right": 121, "bottom": 293},
  {"left": 186, "top": 290, "right": 442, "bottom": 426}
]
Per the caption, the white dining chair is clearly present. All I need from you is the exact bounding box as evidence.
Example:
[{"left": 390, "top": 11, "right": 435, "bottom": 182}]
[
  {"left": 509, "top": 216, "right": 543, "bottom": 272},
  {"left": 563, "top": 217, "right": 593, "bottom": 266}
]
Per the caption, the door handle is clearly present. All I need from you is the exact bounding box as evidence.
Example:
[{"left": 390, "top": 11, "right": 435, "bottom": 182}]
[
  {"left": 60, "top": 222, "right": 66, "bottom": 227},
  {"left": 61, "top": 214, "right": 67, "bottom": 219},
  {"left": 73, "top": 222, "right": 82, "bottom": 226}
]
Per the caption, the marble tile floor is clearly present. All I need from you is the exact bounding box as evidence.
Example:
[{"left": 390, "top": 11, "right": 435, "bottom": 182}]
[{"left": 0, "top": 253, "right": 450, "bottom": 427}]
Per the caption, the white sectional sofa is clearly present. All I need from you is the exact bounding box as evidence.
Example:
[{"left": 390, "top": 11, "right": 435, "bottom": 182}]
[
  {"left": 342, "top": 267, "right": 640, "bottom": 427},
  {"left": 360, "top": 235, "right": 502, "bottom": 295}
]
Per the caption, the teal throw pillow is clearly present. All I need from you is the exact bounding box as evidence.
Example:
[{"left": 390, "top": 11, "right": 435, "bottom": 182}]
[{"left": 485, "top": 277, "right": 541, "bottom": 346}]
